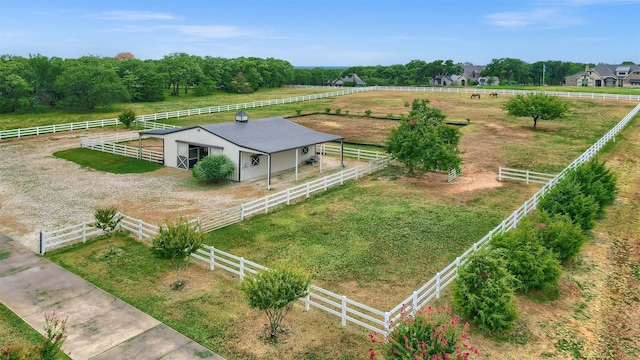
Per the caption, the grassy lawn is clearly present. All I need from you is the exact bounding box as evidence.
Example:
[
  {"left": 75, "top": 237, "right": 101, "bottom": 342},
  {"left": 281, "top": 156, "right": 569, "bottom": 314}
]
[
  {"left": 0, "top": 303, "right": 71, "bottom": 359},
  {"left": 53, "top": 148, "right": 163, "bottom": 173},
  {"left": 47, "top": 235, "right": 370, "bottom": 360}
]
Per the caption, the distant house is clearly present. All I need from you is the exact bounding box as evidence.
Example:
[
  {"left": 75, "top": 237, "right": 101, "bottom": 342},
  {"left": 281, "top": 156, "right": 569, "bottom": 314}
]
[
  {"left": 565, "top": 64, "right": 640, "bottom": 87},
  {"left": 140, "top": 112, "right": 344, "bottom": 189},
  {"left": 430, "top": 65, "right": 499, "bottom": 86},
  {"left": 328, "top": 73, "right": 367, "bottom": 86}
]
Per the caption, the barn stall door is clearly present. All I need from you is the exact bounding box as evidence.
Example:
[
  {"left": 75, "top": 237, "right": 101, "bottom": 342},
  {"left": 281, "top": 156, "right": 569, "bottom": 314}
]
[{"left": 177, "top": 142, "right": 188, "bottom": 169}]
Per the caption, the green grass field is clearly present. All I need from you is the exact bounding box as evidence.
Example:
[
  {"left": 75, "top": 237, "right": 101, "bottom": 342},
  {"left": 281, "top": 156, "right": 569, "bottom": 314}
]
[{"left": 53, "top": 148, "right": 163, "bottom": 173}]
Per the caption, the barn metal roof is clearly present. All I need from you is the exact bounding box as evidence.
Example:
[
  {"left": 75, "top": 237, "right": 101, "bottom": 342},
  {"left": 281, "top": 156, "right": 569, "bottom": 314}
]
[{"left": 140, "top": 117, "right": 343, "bottom": 154}]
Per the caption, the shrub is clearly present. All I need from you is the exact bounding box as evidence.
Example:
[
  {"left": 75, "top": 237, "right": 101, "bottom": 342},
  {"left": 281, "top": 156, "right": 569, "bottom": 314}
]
[
  {"left": 335, "top": 108, "right": 341, "bottom": 114},
  {"left": 0, "top": 342, "right": 40, "bottom": 360},
  {"left": 325, "top": 107, "right": 331, "bottom": 113},
  {"left": 569, "top": 160, "right": 618, "bottom": 216},
  {"left": 490, "top": 221, "right": 561, "bottom": 292},
  {"left": 365, "top": 109, "right": 372, "bottom": 117},
  {"left": 295, "top": 109, "right": 302, "bottom": 115},
  {"left": 538, "top": 176, "right": 599, "bottom": 231},
  {"left": 150, "top": 219, "right": 205, "bottom": 289},
  {"left": 241, "top": 262, "right": 311, "bottom": 338},
  {"left": 40, "top": 311, "right": 68, "bottom": 360},
  {"left": 369, "top": 304, "right": 478, "bottom": 360},
  {"left": 94, "top": 207, "right": 123, "bottom": 253},
  {"left": 536, "top": 212, "right": 587, "bottom": 262},
  {"left": 387, "top": 113, "right": 393, "bottom": 118},
  {"left": 192, "top": 155, "right": 235, "bottom": 182},
  {"left": 117, "top": 109, "right": 136, "bottom": 129},
  {"left": 453, "top": 249, "right": 518, "bottom": 331}
]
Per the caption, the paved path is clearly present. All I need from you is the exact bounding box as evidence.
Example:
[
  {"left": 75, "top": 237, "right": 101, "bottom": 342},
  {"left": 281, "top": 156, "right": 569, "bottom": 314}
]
[{"left": 0, "top": 233, "right": 224, "bottom": 360}]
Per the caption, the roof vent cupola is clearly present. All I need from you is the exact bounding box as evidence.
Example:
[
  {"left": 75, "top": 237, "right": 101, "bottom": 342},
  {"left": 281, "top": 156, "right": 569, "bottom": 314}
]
[{"left": 235, "top": 110, "right": 248, "bottom": 123}]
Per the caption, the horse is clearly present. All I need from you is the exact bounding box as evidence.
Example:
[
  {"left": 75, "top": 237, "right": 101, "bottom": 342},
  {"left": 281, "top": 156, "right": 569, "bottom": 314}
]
[
  {"left": 470, "top": 93, "right": 481, "bottom": 99},
  {"left": 489, "top": 92, "right": 498, "bottom": 98}
]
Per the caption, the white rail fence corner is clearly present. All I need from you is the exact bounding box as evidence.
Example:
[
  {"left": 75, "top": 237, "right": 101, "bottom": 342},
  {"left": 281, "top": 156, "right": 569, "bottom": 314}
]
[{"left": 81, "top": 132, "right": 164, "bottom": 163}]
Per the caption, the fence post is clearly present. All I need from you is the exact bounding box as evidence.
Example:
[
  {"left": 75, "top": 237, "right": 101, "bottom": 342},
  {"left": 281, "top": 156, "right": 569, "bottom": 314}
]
[
  {"left": 498, "top": 167, "right": 503, "bottom": 181},
  {"left": 82, "top": 222, "right": 87, "bottom": 243},
  {"left": 304, "top": 289, "right": 310, "bottom": 311},
  {"left": 240, "top": 204, "right": 245, "bottom": 220},
  {"left": 436, "top": 272, "right": 441, "bottom": 299},
  {"left": 411, "top": 291, "right": 418, "bottom": 316},
  {"left": 341, "top": 296, "right": 347, "bottom": 326},
  {"left": 39, "top": 231, "right": 45, "bottom": 255},
  {"left": 240, "top": 257, "right": 245, "bottom": 280},
  {"left": 526, "top": 170, "right": 530, "bottom": 184},
  {"left": 384, "top": 312, "right": 390, "bottom": 333},
  {"left": 138, "top": 219, "right": 143, "bottom": 239},
  {"left": 210, "top": 246, "right": 215, "bottom": 270}
]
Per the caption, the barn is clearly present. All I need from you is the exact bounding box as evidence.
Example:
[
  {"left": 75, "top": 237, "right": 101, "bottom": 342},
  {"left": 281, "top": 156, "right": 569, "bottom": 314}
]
[{"left": 139, "top": 112, "right": 344, "bottom": 189}]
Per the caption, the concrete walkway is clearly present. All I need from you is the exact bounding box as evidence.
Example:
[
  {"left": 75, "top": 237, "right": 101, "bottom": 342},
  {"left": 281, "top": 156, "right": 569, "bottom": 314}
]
[{"left": 0, "top": 233, "right": 224, "bottom": 360}]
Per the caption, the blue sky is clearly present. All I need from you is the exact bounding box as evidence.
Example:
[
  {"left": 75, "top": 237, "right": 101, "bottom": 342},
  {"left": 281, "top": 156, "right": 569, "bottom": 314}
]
[{"left": 1, "top": 0, "right": 638, "bottom": 66}]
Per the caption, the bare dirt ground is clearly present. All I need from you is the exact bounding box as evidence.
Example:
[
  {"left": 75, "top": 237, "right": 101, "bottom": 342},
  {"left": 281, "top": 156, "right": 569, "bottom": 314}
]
[{"left": 0, "top": 128, "right": 361, "bottom": 252}]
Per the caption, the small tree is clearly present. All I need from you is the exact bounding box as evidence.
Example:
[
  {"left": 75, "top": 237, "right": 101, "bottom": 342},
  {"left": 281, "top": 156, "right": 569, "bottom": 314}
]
[
  {"left": 364, "top": 109, "right": 372, "bottom": 117},
  {"left": 94, "top": 207, "right": 123, "bottom": 253},
  {"left": 503, "top": 93, "right": 570, "bottom": 129},
  {"left": 40, "top": 311, "right": 68, "bottom": 360},
  {"left": 192, "top": 155, "right": 235, "bottom": 183},
  {"left": 150, "top": 219, "right": 205, "bottom": 289},
  {"left": 386, "top": 99, "right": 462, "bottom": 175},
  {"left": 241, "top": 263, "right": 311, "bottom": 338},
  {"left": 118, "top": 109, "right": 136, "bottom": 129},
  {"left": 453, "top": 249, "right": 518, "bottom": 331}
]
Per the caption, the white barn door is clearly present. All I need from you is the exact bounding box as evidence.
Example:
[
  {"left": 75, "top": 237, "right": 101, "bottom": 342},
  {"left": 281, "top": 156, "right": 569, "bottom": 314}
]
[{"left": 177, "top": 142, "right": 188, "bottom": 169}]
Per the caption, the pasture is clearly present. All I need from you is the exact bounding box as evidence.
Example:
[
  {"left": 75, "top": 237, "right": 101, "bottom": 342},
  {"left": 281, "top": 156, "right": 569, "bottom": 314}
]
[{"left": 5, "top": 88, "right": 638, "bottom": 359}]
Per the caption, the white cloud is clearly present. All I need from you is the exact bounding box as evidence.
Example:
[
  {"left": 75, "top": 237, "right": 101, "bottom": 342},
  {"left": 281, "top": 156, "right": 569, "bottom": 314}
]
[
  {"left": 485, "top": 8, "right": 584, "bottom": 28},
  {"left": 97, "top": 10, "right": 177, "bottom": 21}
]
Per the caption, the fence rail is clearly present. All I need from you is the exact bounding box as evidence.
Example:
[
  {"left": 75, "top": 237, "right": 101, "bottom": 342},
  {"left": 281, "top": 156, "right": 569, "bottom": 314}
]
[
  {"left": 36, "top": 92, "right": 640, "bottom": 336},
  {"left": 384, "top": 101, "right": 640, "bottom": 330},
  {"left": 81, "top": 137, "right": 164, "bottom": 163},
  {"left": 0, "top": 87, "right": 375, "bottom": 141},
  {"left": 498, "top": 167, "right": 557, "bottom": 184}
]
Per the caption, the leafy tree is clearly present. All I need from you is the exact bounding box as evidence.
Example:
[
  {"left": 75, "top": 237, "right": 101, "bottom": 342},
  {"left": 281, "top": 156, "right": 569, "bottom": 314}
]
[
  {"left": 453, "top": 249, "right": 518, "bottom": 331},
  {"left": 150, "top": 219, "right": 205, "bottom": 289},
  {"left": 503, "top": 93, "right": 570, "bottom": 129},
  {"left": 536, "top": 212, "right": 587, "bottom": 262},
  {"left": 192, "top": 155, "right": 235, "bottom": 182},
  {"left": 193, "top": 77, "right": 216, "bottom": 96},
  {"left": 481, "top": 58, "right": 529, "bottom": 85},
  {"left": 160, "top": 52, "right": 202, "bottom": 96},
  {"left": 94, "top": 207, "right": 123, "bottom": 253},
  {"left": 53, "top": 57, "right": 128, "bottom": 111},
  {"left": 241, "top": 263, "right": 311, "bottom": 338},
  {"left": 386, "top": 99, "right": 462, "bottom": 175},
  {"left": 490, "top": 221, "right": 561, "bottom": 292},
  {"left": 118, "top": 109, "right": 136, "bottom": 128}
]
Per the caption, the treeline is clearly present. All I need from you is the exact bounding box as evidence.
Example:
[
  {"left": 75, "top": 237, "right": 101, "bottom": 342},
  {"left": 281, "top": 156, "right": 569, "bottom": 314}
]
[
  {"left": 0, "top": 53, "right": 295, "bottom": 113},
  {"left": 293, "top": 58, "right": 593, "bottom": 87}
]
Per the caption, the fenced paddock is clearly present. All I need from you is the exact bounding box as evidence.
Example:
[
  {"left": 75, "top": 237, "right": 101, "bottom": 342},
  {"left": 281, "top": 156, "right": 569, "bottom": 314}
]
[
  {"left": 36, "top": 94, "right": 640, "bottom": 336},
  {"left": 80, "top": 132, "right": 164, "bottom": 164},
  {"left": 498, "top": 167, "right": 557, "bottom": 184}
]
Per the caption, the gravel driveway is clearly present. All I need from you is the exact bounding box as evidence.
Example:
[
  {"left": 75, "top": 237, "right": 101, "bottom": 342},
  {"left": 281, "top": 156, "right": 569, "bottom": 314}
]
[{"left": 0, "top": 129, "right": 350, "bottom": 252}]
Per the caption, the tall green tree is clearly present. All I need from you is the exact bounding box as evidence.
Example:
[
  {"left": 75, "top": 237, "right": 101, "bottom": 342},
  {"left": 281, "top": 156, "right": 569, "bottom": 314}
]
[
  {"left": 386, "top": 99, "right": 462, "bottom": 175},
  {"left": 481, "top": 58, "right": 529, "bottom": 85},
  {"left": 53, "top": 57, "right": 128, "bottom": 111},
  {"left": 503, "top": 93, "right": 570, "bottom": 128}
]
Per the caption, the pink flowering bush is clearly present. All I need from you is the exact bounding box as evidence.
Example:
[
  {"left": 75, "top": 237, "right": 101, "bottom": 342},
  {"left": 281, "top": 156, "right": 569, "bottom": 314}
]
[
  {"left": 368, "top": 304, "right": 478, "bottom": 360},
  {"left": 40, "top": 311, "right": 68, "bottom": 360}
]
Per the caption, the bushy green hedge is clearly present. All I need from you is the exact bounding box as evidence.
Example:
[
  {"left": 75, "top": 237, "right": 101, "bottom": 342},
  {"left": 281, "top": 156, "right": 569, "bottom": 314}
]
[
  {"left": 536, "top": 212, "right": 587, "bottom": 262},
  {"left": 490, "top": 221, "right": 561, "bottom": 292},
  {"left": 539, "top": 176, "right": 599, "bottom": 231},
  {"left": 192, "top": 155, "right": 235, "bottom": 182},
  {"left": 453, "top": 250, "right": 518, "bottom": 331},
  {"left": 568, "top": 160, "right": 618, "bottom": 217}
]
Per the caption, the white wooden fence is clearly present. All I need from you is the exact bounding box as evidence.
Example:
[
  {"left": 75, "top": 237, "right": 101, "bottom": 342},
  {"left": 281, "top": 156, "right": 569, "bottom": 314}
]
[
  {"left": 81, "top": 133, "right": 164, "bottom": 163},
  {"left": 383, "top": 101, "right": 640, "bottom": 330},
  {"left": 498, "top": 167, "right": 557, "bottom": 184},
  {"left": 0, "top": 87, "right": 374, "bottom": 141},
  {"left": 36, "top": 94, "right": 640, "bottom": 336}
]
